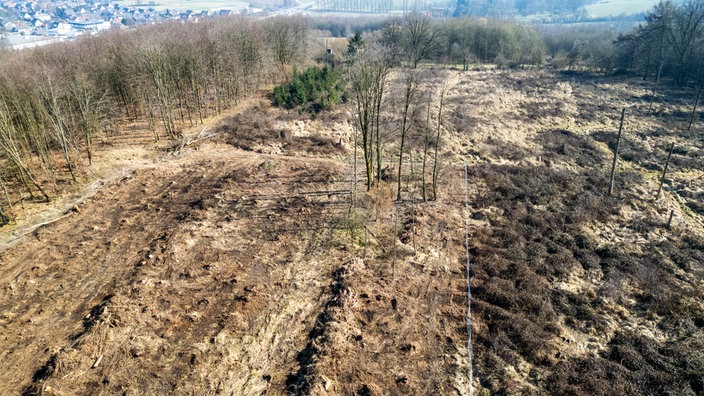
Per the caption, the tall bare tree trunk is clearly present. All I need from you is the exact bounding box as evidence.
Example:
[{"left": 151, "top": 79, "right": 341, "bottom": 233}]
[
  {"left": 422, "top": 92, "right": 431, "bottom": 203},
  {"left": 432, "top": 86, "right": 446, "bottom": 201},
  {"left": 397, "top": 70, "right": 417, "bottom": 201}
]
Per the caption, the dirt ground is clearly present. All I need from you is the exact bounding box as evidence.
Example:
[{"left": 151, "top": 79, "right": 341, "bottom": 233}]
[
  {"left": 1, "top": 68, "right": 703, "bottom": 395},
  {"left": 0, "top": 113, "right": 470, "bottom": 395}
]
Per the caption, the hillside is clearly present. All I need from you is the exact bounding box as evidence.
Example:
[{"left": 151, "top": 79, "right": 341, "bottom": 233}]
[{"left": 1, "top": 67, "right": 703, "bottom": 395}]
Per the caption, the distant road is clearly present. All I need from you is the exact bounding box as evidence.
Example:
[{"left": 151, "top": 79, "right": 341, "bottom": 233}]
[{"left": 260, "top": 0, "right": 317, "bottom": 18}]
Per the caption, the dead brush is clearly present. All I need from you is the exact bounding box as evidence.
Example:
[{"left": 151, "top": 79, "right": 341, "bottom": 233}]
[
  {"left": 368, "top": 184, "right": 394, "bottom": 222},
  {"left": 167, "top": 127, "right": 216, "bottom": 153}
]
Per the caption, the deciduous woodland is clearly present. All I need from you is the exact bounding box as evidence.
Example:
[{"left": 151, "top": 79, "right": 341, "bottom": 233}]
[{"left": 0, "top": 4, "right": 703, "bottom": 395}]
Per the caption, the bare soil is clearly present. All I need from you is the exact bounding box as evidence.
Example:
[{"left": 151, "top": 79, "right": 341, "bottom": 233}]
[{"left": 1, "top": 69, "right": 703, "bottom": 395}]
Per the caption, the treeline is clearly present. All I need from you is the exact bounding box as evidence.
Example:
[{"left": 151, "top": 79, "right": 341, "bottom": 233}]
[
  {"left": 454, "top": 0, "right": 596, "bottom": 17},
  {"left": 614, "top": 0, "right": 704, "bottom": 86},
  {"left": 0, "top": 16, "right": 309, "bottom": 213},
  {"left": 321, "top": 18, "right": 550, "bottom": 68},
  {"left": 320, "top": 17, "right": 619, "bottom": 70},
  {"left": 443, "top": 19, "right": 546, "bottom": 69},
  {"left": 341, "top": 15, "right": 593, "bottom": 203}
]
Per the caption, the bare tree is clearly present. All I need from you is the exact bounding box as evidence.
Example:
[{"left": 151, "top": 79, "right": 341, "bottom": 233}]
[
  {"left": 69, "top": 70, "right": 110, "bottom": 165},
  {"left": 396, "top": 69, "right": 420, "bottom": 201},
  {"left": 395, "top": 13, "right": 438, "bottom": 201},
  {"left": 432, "top": 84, "right": 447, "bottom": 201},
  {"left": 347, "top": 42, "right": 392, "bottom": 190},
  {"left": 0, "top": 101, "right": 50, "bottom": 201},
  {"left": 264, "top": 16, "right": 310, "bottom": 78},
  {"left": 37, "top": 67, "right": 79, "bottom": 182},
  {"left": 668, "top": 0, "right": 704, "bottom": 85},
  {"left": 421, "top": 91, "right": 432, "bottom": 202},
  {"left": 138, "top": 42, "right": 179, "bottom": 139},
  {"left": 402, "top": 13, "right": 439, "bottom": 69}
]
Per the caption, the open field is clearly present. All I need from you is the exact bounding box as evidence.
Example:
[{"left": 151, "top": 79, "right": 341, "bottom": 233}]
[
  {"left": 1, "top": 68, "right": 703, "bottom": 394},
  {"left": 119, "top": 0, "right": 249, "bottom": 12},
  {"left": 584, "top": 0, "right": 661, "bottom": 17}
]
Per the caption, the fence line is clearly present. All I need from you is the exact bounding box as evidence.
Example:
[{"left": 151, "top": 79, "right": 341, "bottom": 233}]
[{"left": 464, "top": 162, "right": 474, "bottom": 396}]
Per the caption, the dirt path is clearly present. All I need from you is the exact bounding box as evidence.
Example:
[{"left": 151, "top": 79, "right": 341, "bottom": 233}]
[{"left": 0, "top": 153, "right": 159, "bottom": 254}]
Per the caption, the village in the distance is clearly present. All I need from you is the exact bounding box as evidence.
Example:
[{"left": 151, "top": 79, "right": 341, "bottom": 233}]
[{"left": 0, "top": 0, "right": 312, "bottom": 49}]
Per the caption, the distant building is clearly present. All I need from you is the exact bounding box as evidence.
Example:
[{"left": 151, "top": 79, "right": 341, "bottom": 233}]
[
  {"left": 50, "top": 21, "right": 72, "bottom": 34},
  {"left": 69, "top": 19, "right": 110, "bottom": 31}
]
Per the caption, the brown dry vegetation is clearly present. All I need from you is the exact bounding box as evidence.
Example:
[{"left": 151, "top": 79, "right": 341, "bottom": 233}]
[
  {"left": 1, "top": 67, "right": 703, "bottom": 396},
  {"left": 448, "top": 70, "right": 704, "bottom": 395}
]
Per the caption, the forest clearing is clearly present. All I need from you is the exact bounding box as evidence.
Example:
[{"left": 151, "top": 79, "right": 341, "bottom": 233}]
[
  {"left": 1, "top": 6, "right": 704, "bottom": 395},
  {"left": 1, "top": 66, "right": 702, "bottom": 394}
]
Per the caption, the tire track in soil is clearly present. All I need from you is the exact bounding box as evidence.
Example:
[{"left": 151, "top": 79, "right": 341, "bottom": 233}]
[
  {"left": 285, "top": 265, "right": 348, "bottom": 395},
  {"left": 0, "top": 143, "right": 354, "bottom": 395}
]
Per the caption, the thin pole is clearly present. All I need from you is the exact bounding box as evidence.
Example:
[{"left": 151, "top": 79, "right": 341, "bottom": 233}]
[
  {"left": 687, "top": 85, "right": 702, "bottom": 133},
  {"left": 411, "top": 150, "right": 416, "bottom": 254},
  {"left": 463, "top": 162, "right": 474, "bottom": 396},
  {"left": 609, "top": 108, "right": 626, "bottom": 196},
  {"left": 656, "top": 142, "right": 675, "bottom": 201},
  {"left": 352, "top": 112, "right": 358, "bottom": 208},
  {"left": 648, "top": 62, "right": 663, "bottom": 113},
  {"left": 667, "top": 209, "right": 675, "bottom": 229}
]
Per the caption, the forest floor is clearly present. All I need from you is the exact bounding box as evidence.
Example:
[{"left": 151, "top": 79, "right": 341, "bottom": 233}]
[{"left": 1, "top": 68, "right": 703, "bottom": 395}]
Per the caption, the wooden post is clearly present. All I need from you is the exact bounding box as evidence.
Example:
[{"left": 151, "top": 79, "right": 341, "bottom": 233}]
[
  {"left": 687, "top": 85, "right": 702, "bottom": 133},
  {"left": 656, "top": 142, "right": 675, "bottom": 201},
  {"left": 648, "top": 62, "right": 663, "bottom": 113},
  {"left": 463, "top": 162, "right": 474, "bottom": 396},
  {"left": 352, "top": 112, "right": 358, "bottom": 208},
  {"left": 667, "top": 209, "right": 675, "bottom": 229},
  {"left": 608, "top": 107, "right": 626, "bottom": 196}
]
